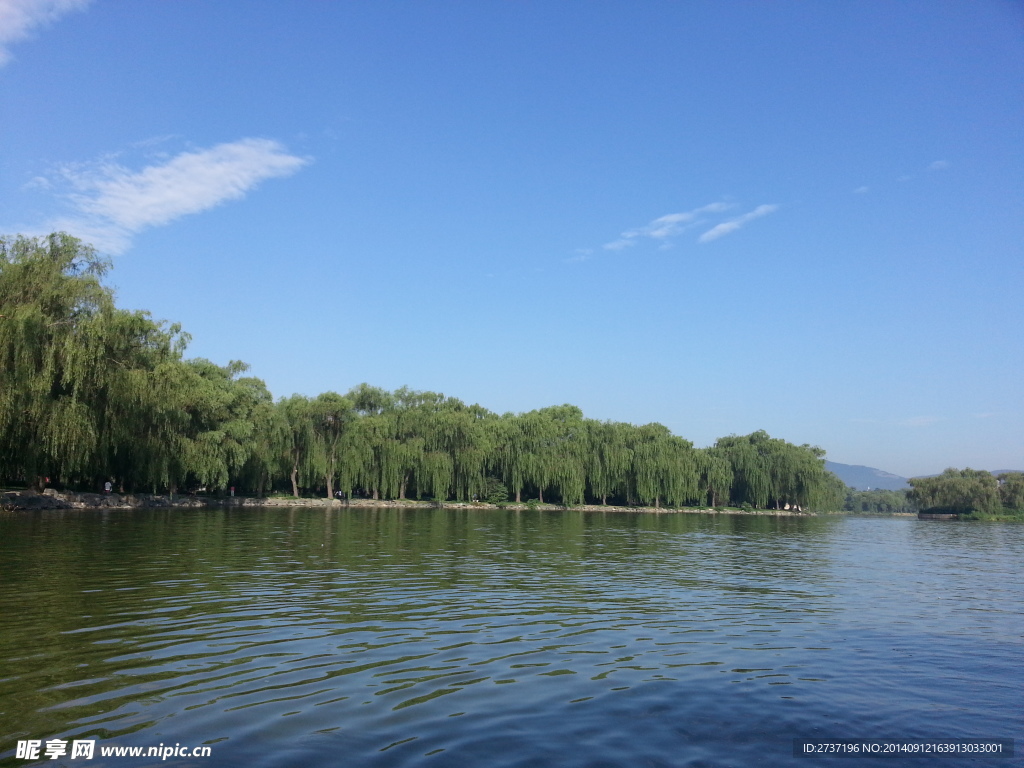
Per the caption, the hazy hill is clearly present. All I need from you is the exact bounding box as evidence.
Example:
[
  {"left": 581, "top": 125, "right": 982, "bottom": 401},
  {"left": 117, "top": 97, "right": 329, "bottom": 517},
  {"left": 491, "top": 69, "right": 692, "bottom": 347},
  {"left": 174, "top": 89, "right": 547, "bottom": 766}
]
[
  {"left": 827, "top": 463, "right": 1023, "bottom": 490},
  {"left": 825, "top": 461, "right": 909, "bottom": 491}
]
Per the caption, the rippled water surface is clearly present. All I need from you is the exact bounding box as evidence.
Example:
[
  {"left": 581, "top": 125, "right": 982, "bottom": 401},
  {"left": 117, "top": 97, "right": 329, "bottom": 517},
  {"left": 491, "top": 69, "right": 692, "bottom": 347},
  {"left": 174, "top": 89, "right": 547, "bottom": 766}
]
[{"left": 1, "top": 508, "right": 1021, "bottom": 767}]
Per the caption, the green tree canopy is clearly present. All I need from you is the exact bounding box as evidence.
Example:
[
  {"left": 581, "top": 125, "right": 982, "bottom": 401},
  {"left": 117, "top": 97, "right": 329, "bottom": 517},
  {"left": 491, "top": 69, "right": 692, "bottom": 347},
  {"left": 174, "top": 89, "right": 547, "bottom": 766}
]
[
  {"left": 908, "top": 468, "right": 1000, "bottom": 515},
  {"left": 0, "top": 231, "right": 854, "bottom": 512}
]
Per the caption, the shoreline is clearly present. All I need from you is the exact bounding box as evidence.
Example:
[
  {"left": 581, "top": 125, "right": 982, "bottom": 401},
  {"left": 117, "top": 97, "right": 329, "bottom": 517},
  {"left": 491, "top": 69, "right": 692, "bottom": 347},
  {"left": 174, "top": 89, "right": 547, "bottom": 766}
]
[{"left": 1, "top": 489, "right": 818, "bottom": 516}]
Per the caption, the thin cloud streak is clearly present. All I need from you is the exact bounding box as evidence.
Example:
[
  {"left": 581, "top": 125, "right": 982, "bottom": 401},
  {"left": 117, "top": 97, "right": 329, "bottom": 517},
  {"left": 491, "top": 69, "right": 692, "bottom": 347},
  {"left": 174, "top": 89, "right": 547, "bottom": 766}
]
[
  {"left": 0, "top": 0, "right": 90, "bottom": 65},
  {"left": 698, "top": 204, "right": 779, "bottom": 243},
  {"left": 44, "top": 138, "right": 309, "bottom": 254},
  {"left": 602, "top": 202, "right": 732, "bottom": 251}
]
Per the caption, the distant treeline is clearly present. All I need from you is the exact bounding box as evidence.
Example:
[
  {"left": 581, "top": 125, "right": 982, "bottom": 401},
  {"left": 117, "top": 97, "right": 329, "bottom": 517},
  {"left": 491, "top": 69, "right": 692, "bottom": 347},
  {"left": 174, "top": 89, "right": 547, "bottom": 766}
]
[
  {"left": 842, "top": 473, "right": 1024, "bottom": 518},
  {"left": 2, "top": 234, "right": 848, "bottom": 509},
  {"left": 843, "top": 488, "right": 917, "bottom": 514},
  {"left": 909, "top": 469, "right": 1024, "bottom": 519}
]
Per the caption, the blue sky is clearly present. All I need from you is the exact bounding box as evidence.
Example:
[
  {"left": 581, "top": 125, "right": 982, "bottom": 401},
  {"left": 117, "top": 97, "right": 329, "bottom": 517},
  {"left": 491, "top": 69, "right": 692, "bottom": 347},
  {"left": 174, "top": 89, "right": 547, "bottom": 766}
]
[{"left": 2, "top": 1, "right": 1021, "bottom": 477}]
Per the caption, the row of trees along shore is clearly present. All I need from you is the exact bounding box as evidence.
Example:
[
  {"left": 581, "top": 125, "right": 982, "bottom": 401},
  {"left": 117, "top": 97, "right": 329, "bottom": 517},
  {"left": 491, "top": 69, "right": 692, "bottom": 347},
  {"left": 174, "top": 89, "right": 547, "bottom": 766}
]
[
  {"left": 4, "top": 233, "right": 848, "bottom": 509},
  {"left": 909, "top": 469, "right": 1024, "bottom": 518},
  {"left": 844, "top": 488, "right": 918, "bottom": 514}
]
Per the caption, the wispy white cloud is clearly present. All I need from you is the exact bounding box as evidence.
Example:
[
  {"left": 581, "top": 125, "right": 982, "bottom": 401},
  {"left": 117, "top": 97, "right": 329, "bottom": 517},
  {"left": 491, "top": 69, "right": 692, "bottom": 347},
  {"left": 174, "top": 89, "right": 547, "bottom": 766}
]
[
  {"left": 37, "top": 138, "right": 309, "bottom": 253},
  {"left": 601, "top": 202, "right": 732, "bottom": 251},
  {"left": 853, "top": 186, "right": 869, "bottom": 194},
  {"left": 928, "top": 160, "right": 949, "bottom": 171},
  {"left": 0, "top": 0, "right": 90, "bottom": 66},
  {"left": 698, "top": 204, "right": 779, "bottom": 243}
]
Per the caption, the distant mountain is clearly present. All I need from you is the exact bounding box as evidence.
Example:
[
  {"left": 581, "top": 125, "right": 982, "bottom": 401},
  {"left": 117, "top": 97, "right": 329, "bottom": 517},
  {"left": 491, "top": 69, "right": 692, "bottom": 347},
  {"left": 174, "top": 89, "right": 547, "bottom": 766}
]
[
  {"left": 825, "top": 461, "right": 909, "bottom": 491},
  {"left": 827, "top": 463, "right": 1023, "bottom": 490}
]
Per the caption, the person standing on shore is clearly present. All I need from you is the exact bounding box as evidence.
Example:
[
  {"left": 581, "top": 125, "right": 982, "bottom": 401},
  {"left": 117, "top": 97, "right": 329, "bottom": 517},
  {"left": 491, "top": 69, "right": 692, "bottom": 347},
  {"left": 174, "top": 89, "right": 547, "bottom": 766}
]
[{"left": 103, "top": 481, "right": 111, "bottom": 494}]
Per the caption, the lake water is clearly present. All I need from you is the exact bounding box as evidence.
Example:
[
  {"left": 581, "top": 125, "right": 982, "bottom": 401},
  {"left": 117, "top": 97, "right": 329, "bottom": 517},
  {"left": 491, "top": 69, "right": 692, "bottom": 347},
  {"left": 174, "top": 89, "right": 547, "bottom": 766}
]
[{"left": 0, "top": 508, "right": 1020, "bottom": 767}]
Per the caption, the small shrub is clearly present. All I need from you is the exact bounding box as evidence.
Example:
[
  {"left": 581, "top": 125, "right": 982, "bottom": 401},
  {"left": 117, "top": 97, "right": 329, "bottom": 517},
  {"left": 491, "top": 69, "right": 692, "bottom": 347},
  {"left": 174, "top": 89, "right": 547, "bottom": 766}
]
[{"left": 482, "top": 476, "right": 509, "bottom": 505}]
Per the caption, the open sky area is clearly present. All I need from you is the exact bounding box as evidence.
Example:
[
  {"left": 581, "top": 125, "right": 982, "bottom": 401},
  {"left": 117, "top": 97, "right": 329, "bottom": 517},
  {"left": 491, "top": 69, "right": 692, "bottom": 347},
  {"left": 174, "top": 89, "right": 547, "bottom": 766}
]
[{"left": 1, "top": 1, "right": 1021, "bottom": 478}]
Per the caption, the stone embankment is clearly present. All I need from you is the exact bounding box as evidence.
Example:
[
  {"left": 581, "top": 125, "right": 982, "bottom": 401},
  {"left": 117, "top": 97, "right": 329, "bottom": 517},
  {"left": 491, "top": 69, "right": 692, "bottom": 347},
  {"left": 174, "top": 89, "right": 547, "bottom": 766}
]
[
  {"left": 1, "top": 489, "right": 351, "bottom": 511},
  {"left": 1, "top": 489, "right": 816, "bottom": 515}
]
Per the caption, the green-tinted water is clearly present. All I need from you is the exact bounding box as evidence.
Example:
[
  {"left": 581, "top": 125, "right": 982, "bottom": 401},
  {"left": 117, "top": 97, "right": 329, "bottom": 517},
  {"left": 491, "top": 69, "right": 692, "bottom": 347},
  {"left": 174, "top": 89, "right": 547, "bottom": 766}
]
[{"left": 1, "top": 508, "right": 1020, "bottom": 767}]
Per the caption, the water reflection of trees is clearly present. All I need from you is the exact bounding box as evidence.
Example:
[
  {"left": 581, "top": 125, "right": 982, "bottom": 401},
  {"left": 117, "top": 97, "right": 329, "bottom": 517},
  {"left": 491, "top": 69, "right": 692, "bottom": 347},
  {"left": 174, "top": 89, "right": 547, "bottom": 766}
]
[{"left": 0, "top": 506, "right": 846, "bottom": 748}]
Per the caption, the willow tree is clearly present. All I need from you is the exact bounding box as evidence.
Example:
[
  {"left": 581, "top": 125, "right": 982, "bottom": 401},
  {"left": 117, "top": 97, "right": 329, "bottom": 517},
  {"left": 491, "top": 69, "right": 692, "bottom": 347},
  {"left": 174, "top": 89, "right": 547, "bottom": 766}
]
[
  {"left": 515, "top": 407, "right": 561, "bottom": 503},
  {"left": 234, "top": 389, "right": 287, "bottom": 496},
  {"left": 998, "top": 473, "right": 1024, "bottom": 512},
  {"left": 587, "top": 421, "right": 633, "bottom": 505},
  {"left": 337, "top": 384, "right": 393, "bottom": 499},
  {"left": 426, "top": 398, "right": 492, "bottom": 501},
  {"left": 548, "top": 406, "right": 588, "bottom": 506},
  {"left": 697, "top": 447, "right": 733, "bottom": 507},
  {"left": 763, "top": 440, "right": 820, "bottom": 509},
  {"left": 909, "top": 468, "right": 1001, "bottom": 515},
  {"left": 493, "top": 414, "right": 529, "bottom": 503},
  {"left": 89, "top": 314, "right": 192, "bottom": 492},
  {"left": 506, "top": 406, "right": 586, "bottom": 505},
  {"left": 312, "top": 391, "right": 353, "bottom": 499},
  {"left": 806, "top": 461, "right": 847, "bottom": 511},
  {"left": 387, "top": 387, "right": 433, "bottom": 499},
  {"left": 0, "top": 234, "right": 106, "bottom": 485},
  {"left": 714, "top": 431, "right": 843, "bottom": 510},
  {"left": 459, "top": 403, "right": 498, "bottom": 501},
  {"left": 278, "top": 394, "right": 320, "bottom": 497},
  {"left": 626, "top": 423, "right": 698, "bottom": 508},
  {"left": 715, "top": 432, "right": 771, "bottom": 508},
  {"left": 661, "top": 434, "right": 700, "bottom": 507},
  {"left": 148, "top": 359, "right": 272, "bottom": 494},
  {"left": 0, "top": 233, "right": 185, "bottom": 489}
]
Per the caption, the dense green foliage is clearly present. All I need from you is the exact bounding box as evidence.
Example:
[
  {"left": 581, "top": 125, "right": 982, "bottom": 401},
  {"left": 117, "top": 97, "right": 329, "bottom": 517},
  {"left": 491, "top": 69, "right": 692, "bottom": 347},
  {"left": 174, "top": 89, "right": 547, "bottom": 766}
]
[
  {"left": 1, "top": 234, "right": 845, "bottom": 510},
  {"left": 908, "top": 468, "right": 1024, "bottom": 518},
  {"left": 844, "top": 488, "right": 917, "bottom": 514},
  {"left": 0, "top": 234, "right": 283, "bottom": 495}
]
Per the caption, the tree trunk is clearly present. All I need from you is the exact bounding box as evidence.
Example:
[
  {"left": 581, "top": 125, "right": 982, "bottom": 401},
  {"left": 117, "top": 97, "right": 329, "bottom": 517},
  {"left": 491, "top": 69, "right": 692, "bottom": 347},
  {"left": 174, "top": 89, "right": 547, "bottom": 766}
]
[
  {"left": 602, "top": 494, "right": 607, "bottom": 505},
  {"left": 515, "top": 488, "right": 521, "bottom": 503},
  {"left": 291, "top": 465, "right": 300, "bottom": 498},
  {"left": 372, "top": 488, "right": 379, "bottom": 500},
  {"left": 538, "top": 488, "right": 544, "bottom": 503},
  {"left": 399, "top": 474, "right": 408, "bottom": 500},
  {"left": 326, "top": 456, "right": 335, "bottom": 499},
  {"left": 654, "top": 496, "right": 660, "bottom": 509}
]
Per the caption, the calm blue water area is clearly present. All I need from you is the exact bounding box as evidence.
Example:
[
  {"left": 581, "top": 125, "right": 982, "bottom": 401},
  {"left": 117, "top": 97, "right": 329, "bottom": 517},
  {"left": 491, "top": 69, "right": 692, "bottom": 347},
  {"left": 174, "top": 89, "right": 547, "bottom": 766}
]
[{"left": 0, "top": 508, "right": 1020, "bottom": 767}]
